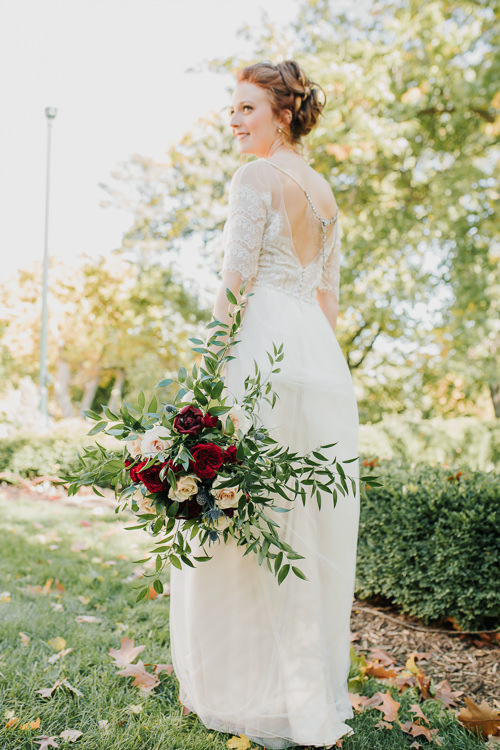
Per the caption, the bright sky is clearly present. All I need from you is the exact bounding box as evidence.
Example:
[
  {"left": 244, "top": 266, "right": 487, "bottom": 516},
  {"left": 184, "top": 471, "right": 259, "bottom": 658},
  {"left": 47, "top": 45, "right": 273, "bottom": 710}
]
[{"left": 0, "top": 0, "right": 300, "bottom": 280}]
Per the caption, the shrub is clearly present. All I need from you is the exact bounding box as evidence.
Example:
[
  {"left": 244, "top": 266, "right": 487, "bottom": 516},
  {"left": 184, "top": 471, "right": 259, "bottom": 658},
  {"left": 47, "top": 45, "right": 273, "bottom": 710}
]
[
  {"left": 356, "top": 459, "right": 500, "bottom": 630},
  {"left": 0, "top": 436, "right": 87, "bottom": 478},
  {"left": 359, "top": 416, "right": 500, "bottom": 470}
]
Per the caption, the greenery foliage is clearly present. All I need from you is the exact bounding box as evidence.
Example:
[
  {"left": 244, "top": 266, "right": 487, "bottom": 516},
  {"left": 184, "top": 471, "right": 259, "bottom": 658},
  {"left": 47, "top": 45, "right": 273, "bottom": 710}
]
[
  {"left": 356, "top": 460, "right": 500, "bottom": 630},
  {"left": 360, "top": 416, "right": 500, "bottom": 470},
  {"left": 0, "top": 436, "right": 85, "bottom": 479}
]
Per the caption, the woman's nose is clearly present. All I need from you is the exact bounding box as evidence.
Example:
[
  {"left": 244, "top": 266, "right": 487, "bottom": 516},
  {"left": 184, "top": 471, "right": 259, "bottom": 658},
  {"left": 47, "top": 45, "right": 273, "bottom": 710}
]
[{"left": 230, "top": 111, "right": 240, "bottom": 127}]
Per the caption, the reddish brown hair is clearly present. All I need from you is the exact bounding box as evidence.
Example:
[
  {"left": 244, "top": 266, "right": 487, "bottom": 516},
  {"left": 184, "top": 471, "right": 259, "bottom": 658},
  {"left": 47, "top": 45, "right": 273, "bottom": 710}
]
[{"left": 236, "top": 60, "right": 325, "bottom": 144}]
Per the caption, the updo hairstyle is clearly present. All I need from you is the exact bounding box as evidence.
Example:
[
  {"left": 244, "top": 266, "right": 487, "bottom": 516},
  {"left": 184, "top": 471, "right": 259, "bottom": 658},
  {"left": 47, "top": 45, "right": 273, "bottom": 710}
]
[{"left": 236, "top": 60, "right": 325, "bottom": 145}]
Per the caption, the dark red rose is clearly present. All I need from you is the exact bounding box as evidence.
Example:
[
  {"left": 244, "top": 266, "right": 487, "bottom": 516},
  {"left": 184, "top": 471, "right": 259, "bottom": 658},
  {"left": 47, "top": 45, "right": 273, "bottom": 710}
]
[
  {"left": 173, "top": 405, "right": 204, "bottom": 435},
  {"left": 223, "top": 445, "right": 238, "bottom": 464},
  {"left": 129, "top": 460, "right": 168, "bottom": 494},
  {"left": 202, "top": 413, "right": 219, "bottom": 429},
  {"left": 190, "top": 442, "right": 224, "bottom": 479}
]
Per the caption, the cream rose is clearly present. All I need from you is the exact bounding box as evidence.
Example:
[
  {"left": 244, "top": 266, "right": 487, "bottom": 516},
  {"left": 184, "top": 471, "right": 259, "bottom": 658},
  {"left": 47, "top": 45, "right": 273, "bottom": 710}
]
[
  {"left": 168, "top": 473, "right": 200, "bottom": 503},
  {"left": 227, "top": 404, "right": 252, "bottom": 435},
  {"left": 135, "top": 492, "right": 155, "bottom": 515},
  {"left": 210, "top": 476, "right": 244, "bottom": 510},
  {"left": 127, "top": 436, "right": 143, "bottom": 458},
  {"left": 141, "top": 425, "right": 173, "bottom": 456}
]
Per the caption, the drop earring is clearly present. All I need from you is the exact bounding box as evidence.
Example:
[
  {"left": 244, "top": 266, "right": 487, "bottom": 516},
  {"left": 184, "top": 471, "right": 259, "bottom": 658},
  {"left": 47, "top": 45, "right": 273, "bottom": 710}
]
[{"left": 277, "top": 126, "right": 282, "bottom": 134}]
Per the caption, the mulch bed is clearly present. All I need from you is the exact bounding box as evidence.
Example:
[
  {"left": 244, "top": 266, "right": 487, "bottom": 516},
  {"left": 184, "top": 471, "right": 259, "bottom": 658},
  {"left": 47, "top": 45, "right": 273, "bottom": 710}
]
[
  {"left": 2, "top": 480, "right": 499, "bottom": 707},
  {"left": 350, "top": 599, "right": 499, "bottom": 706}
]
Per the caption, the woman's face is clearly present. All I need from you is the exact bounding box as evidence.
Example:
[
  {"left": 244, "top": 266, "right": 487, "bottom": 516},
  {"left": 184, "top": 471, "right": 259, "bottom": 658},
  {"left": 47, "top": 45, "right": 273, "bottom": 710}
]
[{"left": 230, "top": 81, "right": 287, "bottom": 158}]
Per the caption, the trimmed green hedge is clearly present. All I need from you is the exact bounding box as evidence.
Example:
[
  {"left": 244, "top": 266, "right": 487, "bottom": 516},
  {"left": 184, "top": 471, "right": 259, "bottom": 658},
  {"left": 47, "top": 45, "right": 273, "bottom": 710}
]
[
  {"left": 356, "top": 460, "right": 500, "bottom": 630},
  {"left": 0, "top": 436, "right": 87, "bottom": 478},
  {"left": 359, "top": 416, "right": 500, "bottom": 470}
]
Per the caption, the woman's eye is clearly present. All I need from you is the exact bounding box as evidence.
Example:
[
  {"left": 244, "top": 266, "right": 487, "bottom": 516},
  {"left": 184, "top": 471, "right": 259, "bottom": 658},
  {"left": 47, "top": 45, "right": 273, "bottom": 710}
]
[{"left": 242, "top": 105, "right": 253, "bottom": 112}]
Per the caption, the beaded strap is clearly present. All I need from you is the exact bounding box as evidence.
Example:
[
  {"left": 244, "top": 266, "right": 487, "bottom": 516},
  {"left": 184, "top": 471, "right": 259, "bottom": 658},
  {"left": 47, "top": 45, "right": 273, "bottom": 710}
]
[{"left": 261, "top": 159, "right": 338, "bottom": 268}]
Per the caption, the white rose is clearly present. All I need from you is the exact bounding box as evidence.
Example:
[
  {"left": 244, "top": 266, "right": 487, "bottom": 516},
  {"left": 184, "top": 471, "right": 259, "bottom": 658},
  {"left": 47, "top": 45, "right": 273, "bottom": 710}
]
[
  {"left": 168, "top": 473, "right": 200, "bottom": 503},
  {"left": 141, "top": 425, "right": 173, "bottom": 456},
  {"left": 127, "top": 436, "right": 143, "bottom": 458},
  {"left": 210, "top": 476, "right": 244, "bottom": 510},
  {"left": 135, "top": 492, "right": 155, "bottom": 515},
  {"left": 227, "top": 404, "right": 252, "bottom": 435}
]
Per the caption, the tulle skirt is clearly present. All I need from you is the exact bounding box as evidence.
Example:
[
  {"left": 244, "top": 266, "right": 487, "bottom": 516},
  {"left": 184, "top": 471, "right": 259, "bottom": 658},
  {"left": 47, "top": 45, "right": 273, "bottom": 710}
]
[{"left": 170, "top": 286, "right": 360, "bottom": 748}]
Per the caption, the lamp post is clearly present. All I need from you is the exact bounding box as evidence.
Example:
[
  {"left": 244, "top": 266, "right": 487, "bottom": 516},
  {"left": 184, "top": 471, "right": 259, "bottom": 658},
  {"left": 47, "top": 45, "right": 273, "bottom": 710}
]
[{"left": 39, "top": 106, "right": 57, "bottom": 426}]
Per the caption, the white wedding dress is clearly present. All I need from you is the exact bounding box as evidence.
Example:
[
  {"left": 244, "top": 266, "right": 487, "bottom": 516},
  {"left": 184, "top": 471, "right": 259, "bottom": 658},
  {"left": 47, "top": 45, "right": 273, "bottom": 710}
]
[{"left": 170, "top": 158, "right": 359, "bottom": 748}]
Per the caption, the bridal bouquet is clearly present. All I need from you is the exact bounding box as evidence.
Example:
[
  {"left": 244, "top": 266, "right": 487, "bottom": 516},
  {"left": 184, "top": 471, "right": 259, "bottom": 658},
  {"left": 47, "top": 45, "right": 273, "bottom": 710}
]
[{"left": 65, "top": 288, "right": 360, "bottom": 599}]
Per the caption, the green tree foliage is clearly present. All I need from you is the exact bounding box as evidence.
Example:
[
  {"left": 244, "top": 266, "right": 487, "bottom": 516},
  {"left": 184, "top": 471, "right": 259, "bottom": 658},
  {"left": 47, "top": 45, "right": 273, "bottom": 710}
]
[
  {"left": 0, "top": 254, "right": 208, "bottom": 418},
  {"left": 102, "top": 1, "right": 499, "bottom": 421}
]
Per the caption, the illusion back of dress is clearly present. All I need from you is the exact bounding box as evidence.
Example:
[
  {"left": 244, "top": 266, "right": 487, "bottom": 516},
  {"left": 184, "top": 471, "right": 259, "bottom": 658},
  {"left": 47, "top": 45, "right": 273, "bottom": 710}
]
[{"left": 222, "top": 158, "right": 341, "bottom": 304}]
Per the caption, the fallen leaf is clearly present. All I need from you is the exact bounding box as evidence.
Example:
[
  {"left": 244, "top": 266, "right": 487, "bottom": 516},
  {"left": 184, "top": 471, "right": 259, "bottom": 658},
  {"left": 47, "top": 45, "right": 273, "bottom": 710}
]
[
  {"left": 349, "top": 692, "right": 384, "bottom": 712},
  {"left": 34, "top": 736, "right": 59, "bottom": 749},
  {"left": 59, "top": 729, "right": 82, "bottom": 742},
  {"left": 405, "top": 654, "right": 421, "bottom": 676},
  {"left": 19, "top": 632, "right": 31, "bottom": 645},
  {"left": 375, "top": 720, "right": 393, "bottom": 730},
  {"left": 54, "top": 581, "right": 65, "bottom": 593},
  {"left": 117, "top": 661, "right": 160, "bottom": 694},
  {"left": 109, "top": 638, "right": 146, "bottom": 667},
  {"left": 38, "top": 681, "right": 63, "bottom": 699},
  {"left": 434, "top": 679, "right": 463, "bottom": 707},
  {"left": 457, "top": 697, "right": 500, "bottom": 739},
  {"left": 48, "top": 647, "right": 73, "bottom": 664},
  {"left": 363, "top": 661, "right": 400, "bottom": 679},
  {"left": 75, "top": 615, "right": 102, "bottom": 623},
  {"left": 48, "top": 637, "right": 66, "bottom": 652},
  {"left": 370, "top": 648, "right": 396, "bottom": 666},
  {"left": 153, "top": 663, "right": 174, "bottom": 676},
  {"left": 98, "top": 720, "right": 109, "bottom": 731},
  {"left": 126, "top": 704, "right": 142, "bottom": 714},
  {"left": 409, "top": 704, "right": 429, "bottom": 723},
  {"left": 400, "top": 720, "right": 438, "bottom": 742},
  {"left": 375, "top": 691, "right": 400, "bottom": 722},
  {"left": 77, "top": 596, "right": 90, "bottom": 605},
  {"left": 20, "top": 716, "right": 41, "bottom": 730},
  {"left": 60, "top": 679, "right": 83, "bottom": 698},
  {"left": 227, "top": 734, "right": 251, "bottom": 749},
  {"left": 5, "top": 717, "right": 19, "bottom": 728},
  {"left": 415, "top": 671, "right": 432, "bottom": 700},
  {"left": 0, "top": 591, "right": 11, "bottom": 602}
]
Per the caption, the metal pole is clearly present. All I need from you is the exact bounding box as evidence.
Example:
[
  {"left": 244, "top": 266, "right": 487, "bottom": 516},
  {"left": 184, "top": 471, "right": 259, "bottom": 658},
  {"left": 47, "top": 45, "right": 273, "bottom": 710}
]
[{"left": 39, "top": 106, "right": 57, "bottom": 425}]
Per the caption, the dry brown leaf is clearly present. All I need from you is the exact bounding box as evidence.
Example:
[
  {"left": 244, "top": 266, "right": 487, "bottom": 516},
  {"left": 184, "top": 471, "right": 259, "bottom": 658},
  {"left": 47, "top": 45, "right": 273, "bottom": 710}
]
[
  {"left": 20, "top": 716, "right": 41, "bottom": 730},
  {"left": 375, "top": 720, "right": 393, "bottom": 730},
  {"left": 19, "top": 632, "right": 30, "bottom": 645},
  {"left": 34, "top": 736, "right": 59, "bottom": 749},
  {"left": 75, "top": 615, "right": 102, "bottom": 624},
  {"left": 109, "top": 638, "right": 145, "bottom": 667},
  {"left": 374, "top": 690, "right": 400, "bottom": 722},
  {"left": 48, "top": 647, "right": 73, "bottom": 664},
  {"left": 5, "top": 717, "right": 19, "bottom": 728},
  {"left": 457, "top": 697, "right": 500, "bottom": 739},
  {"left": 363, "top": 661, "right": 400, "bottom": 679},
  {"left": 117, "top": 661, "right": 160, "bottom": 694},
  {"left": 59, "top": 729, "right": 83, "bottom": 742},
  {"left": 349, "top": 691, "right": 388, "bottom": 714},
  {"left": 370, "top": 648, "right": 396, "bottom": 666},
  {"left": 38, "top": 681, "right": 63, "bottom": 699},
  {"left": 434, "top": 679, "right": 463, "bottom": 707},
  {"left": 409, "top": 704, "right": 429, "bottom": 723}
]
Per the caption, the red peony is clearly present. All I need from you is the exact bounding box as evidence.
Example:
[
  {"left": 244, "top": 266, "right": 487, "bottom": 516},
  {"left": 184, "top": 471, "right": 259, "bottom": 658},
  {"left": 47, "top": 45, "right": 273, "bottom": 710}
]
[
  {"left": 190, "top": 442, "right": 224, "bottom": 479},
  {"left": 202, "top": 412, "right": 219, "bottom": 429},
  {"left": 173, "top": 405, "right": 204, "bottom": 435},
  {"left": 223, "top": 445, "right": 238, "bottom": 464},
  {"left": 129, "top": 460, "right": 168, "bottom": 494}
]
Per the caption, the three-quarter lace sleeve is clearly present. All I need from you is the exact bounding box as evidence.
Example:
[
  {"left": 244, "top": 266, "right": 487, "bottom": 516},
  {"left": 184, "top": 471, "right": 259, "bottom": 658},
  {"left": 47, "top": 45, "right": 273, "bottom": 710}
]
[
  {"left": 318, "top": 218, "right": 341, "bottom": 302},
  {"left": 222, "top": 164, "right": 268, "bottom": 281}
]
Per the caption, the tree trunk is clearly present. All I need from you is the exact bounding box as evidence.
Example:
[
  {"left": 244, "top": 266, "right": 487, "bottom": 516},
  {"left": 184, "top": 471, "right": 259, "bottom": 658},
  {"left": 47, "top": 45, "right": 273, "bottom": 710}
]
[
  {"left": 489, "top": 382, "right": 500, "bottom": 418},
  {"left": 80, "top": 374, "right": 101, "bottom": 413},
  {"left": 54, "top": 357, "right": 75, "bottom": 418},
  {"left": 108, "top": 369, "right": 126, "bottom": 413}
]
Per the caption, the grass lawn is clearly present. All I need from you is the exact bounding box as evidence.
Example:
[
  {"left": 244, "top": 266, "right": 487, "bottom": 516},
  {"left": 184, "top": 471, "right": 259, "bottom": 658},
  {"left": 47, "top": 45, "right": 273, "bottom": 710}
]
[{"left": 0, "top": 491, "right": 489, "bottom": 750}]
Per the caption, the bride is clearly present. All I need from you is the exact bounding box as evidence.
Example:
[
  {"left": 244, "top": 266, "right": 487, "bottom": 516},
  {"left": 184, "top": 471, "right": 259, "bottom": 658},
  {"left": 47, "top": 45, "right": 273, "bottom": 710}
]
[{"left": 170, "top": 60, "right": 360, "bottom": 749}]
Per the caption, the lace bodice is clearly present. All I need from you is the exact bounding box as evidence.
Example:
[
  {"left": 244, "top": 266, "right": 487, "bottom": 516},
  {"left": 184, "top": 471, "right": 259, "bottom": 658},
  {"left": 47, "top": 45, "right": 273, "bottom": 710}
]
[{"left": 222, "top": 159, "right": 341, "bottom": 304}]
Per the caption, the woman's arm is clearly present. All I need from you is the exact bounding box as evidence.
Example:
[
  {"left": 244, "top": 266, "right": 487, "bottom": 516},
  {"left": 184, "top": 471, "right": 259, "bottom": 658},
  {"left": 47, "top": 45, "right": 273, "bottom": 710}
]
[{"left": 316, "top": 289, "right": 339, "bottom": 333}]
